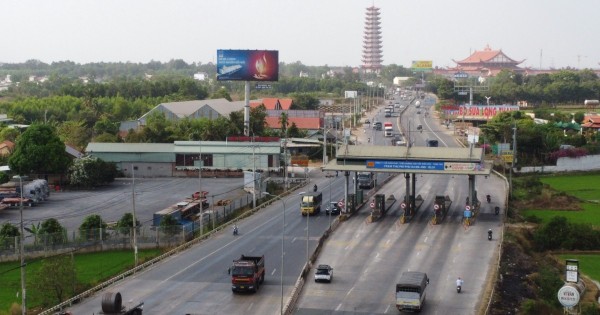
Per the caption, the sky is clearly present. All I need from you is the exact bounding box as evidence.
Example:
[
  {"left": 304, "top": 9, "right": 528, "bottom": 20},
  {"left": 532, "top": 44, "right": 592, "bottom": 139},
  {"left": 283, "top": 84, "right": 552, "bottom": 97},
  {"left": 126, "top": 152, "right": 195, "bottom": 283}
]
[{"left": 2, "top": 0, "right": 599, "bottom": 69}]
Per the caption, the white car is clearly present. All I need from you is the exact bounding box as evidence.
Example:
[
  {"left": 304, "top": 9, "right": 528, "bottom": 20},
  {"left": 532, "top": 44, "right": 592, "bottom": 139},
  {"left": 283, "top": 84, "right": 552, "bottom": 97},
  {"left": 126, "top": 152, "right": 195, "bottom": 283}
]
[{"left": 314, "top": 264, "right": 333, "bottom": 283}]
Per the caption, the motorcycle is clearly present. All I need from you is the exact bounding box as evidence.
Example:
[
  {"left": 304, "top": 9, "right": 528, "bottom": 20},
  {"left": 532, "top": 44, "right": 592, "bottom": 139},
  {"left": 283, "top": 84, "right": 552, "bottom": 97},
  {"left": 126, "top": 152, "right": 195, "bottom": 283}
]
[
  {"left": 494, "top": 206, "right": 500, "bottom": 215},
  {"left": 313, "top": 184, "right": 318, "bottom": 192},
  {"left": 486, "top": 194, "right": 491, "bottom": 203},
  {"left": 233, "top": 226, "right": 239, "bottom": 236},
  {"left": 488, "top": 229, "right": 493, "bottom": 241},
  {"left": 456, "top": 278, "right": 463, "bottom": 293}
]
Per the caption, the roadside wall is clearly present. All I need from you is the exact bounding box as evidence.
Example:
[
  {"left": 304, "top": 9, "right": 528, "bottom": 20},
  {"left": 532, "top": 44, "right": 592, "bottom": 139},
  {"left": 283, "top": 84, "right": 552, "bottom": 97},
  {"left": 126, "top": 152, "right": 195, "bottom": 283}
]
[{"left": 517, "top": 154, "right": 600, "bottom": 173}]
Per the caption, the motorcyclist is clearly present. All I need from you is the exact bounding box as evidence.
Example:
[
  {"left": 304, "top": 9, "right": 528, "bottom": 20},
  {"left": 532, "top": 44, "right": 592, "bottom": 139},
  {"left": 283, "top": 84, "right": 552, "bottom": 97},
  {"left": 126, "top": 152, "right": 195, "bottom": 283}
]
[
  {"left": 488, "top": 229, "right": 493, "bottom": 239},
  {"left": 233, "top": 224, "right": 239, "bottom": 235},
  {"left": 456, "top": 277, "right": 464, "bottom": 289},
  {"left": 486, "top": 194, "right": 491, "bottom": 203},
  {"left": 313, "top": 184, "right": 318, "bottom": 192}
]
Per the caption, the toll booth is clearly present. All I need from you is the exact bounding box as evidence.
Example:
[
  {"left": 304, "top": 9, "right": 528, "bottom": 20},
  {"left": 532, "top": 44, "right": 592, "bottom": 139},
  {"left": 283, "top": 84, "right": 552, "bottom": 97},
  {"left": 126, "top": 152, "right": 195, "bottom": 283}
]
[
  {"left": 347, "top": 193, "right": 356, "bottom": 213},
  {"left": 371, "top": 194, "right": 386, "bottom": 221}
]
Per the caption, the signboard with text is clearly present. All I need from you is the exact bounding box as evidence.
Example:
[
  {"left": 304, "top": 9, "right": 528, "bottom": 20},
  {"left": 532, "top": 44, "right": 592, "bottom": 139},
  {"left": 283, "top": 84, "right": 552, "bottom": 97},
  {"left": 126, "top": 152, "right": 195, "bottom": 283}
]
[
  {"left": 366, "top": 160, "right": 483, "bottom": 172},
  {"left": 443, "top": 105, "right": 519, "bottom": 120},
  {"left": 411, "top": 60, "right": 433, "bottom": 72},
  {"left": 217, "top": 50, "right": 279, "bottom": 81}
]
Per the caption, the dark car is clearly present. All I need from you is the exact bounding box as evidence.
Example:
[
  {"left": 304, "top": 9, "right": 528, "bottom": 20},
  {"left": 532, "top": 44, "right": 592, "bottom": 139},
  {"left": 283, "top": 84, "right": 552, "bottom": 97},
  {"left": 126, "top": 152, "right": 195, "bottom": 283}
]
[{"left": 325, "top": 202, "right": 341, "bottom": 215}]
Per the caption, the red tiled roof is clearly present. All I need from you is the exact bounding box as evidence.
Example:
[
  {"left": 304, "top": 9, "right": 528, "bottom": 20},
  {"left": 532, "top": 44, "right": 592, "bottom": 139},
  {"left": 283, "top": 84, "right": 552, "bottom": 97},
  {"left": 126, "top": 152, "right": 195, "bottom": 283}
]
[
  {"left": 262, "top": 98, "right": 279, "bottom": 110},
  {"left": 454, "top": 45, "right": 522, "bottom": 65},
  {"left": 265, "top": 117, "right": 322, "bottom": 130},
  {"left": 249, "top": 101, "right": 262, "bottom": 109},
  {"left": 279, "top": 98, "right": 293, "bottom": 110},
  {"left": 582, "top": 115, "right": 600, "bottom": 129}
]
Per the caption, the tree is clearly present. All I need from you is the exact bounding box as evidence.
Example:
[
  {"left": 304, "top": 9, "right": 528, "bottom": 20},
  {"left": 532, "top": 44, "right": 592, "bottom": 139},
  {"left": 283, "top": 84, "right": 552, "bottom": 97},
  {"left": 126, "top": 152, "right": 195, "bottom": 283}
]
[
  {"left": 210, "top": 86, "right": 232, "bottom": 101},
  {"left": 24, "top": 222, "right": 42, "bottom": 246},
  {"left": 8, "top": 124, "right": 71, "bottom": 175},
  {"left": 116, "top": 213, "right": 141, "bottom": 236},
  {"left": 79, "top": 214, "right": 107, "bottom": 241},
  {"left": 279, "top": 112, "right": 289, "bottom": 136},
  {"left": 159, "top": 214, "right": 180, "bottom": 237},
  {"left": 39, "top": 218, "right": 66, "bottom": 246},
  {"left": 68, "top": 156, "right": 118, "bottom": 188},
  {"left": 33, "top": 255, "right": 77, "bottom": 307},
  {"left": 0, "top": 222, "right": 19, "bottom": 249}
]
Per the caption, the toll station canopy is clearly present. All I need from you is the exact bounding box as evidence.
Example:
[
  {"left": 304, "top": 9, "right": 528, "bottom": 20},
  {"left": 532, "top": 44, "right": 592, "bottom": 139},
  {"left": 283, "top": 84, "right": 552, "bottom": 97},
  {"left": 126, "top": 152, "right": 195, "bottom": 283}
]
[{"left": 323, "top": 145, "right": 491, "bottom": 176}]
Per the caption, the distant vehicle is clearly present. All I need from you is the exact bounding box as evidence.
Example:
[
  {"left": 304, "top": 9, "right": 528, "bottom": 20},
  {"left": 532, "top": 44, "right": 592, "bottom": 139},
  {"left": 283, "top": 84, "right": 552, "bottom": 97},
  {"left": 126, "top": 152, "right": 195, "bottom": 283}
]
[
  {"left": 364, "top": 119, "right": 371, "bottom": 125},
  {"left": 325, "top": 202, "right": 341, "bottom": 215},
  {"left": 415, "top": 101, "right": 421, "bottom": 108},
  {"left": 393, "top": 134, "right": 405, "bottom": 146},
  {"left": 384, "top": 122, "right": 393, "bottom": 137},
  {"left": 301, "top": 192, "right": 322, "bottom": 215},
  {"left": 357, "top": 172, "right": 375, "bottom": 189},
  {"left": 426, "top": 139, "right": 439, "bottom": 147},
  {"left": 396, "top": 271, "right": 429, "bottom": 312},
  {"left": 315, "top": 264, "right": 333, "bottom": 283},
  {"left": 417, "top": 110, "right": 421, "bottom": 114},
  {"left": 384, "top": 112, "right": 392, "bottom": 118},
  {"left": 373, "top": 122, "right": 382, "bottom": 130},
  {"left": 231, "top": 255, "right": 265, "bottom": 293}
]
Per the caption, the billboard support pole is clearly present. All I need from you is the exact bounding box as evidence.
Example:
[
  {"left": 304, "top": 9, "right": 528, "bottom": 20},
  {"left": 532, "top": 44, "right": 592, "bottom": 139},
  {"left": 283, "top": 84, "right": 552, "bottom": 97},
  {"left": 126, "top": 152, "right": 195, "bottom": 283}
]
[{"left": 244, "top": 81, "right": 250, "bottom": 136}]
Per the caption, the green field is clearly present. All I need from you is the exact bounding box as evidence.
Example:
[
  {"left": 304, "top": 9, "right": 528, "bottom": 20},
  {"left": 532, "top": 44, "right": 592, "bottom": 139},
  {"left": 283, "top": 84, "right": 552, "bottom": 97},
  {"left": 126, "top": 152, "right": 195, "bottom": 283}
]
[
  {"left": 558, "top": 254, "right": 600, "bottom": 283},
  {"left": 0, "top": 249, "right": 162, "bottom": 314},
  {"left": 522, "top": 173, "right": 600, "bottom": 226}
]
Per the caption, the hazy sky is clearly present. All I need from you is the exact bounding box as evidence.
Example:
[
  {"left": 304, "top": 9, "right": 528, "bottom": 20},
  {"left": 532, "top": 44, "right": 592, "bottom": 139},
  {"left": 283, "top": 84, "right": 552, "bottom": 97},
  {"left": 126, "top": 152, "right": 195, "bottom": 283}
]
[{"left": 2, "top": 0, "right": 598, "bottom": 69}]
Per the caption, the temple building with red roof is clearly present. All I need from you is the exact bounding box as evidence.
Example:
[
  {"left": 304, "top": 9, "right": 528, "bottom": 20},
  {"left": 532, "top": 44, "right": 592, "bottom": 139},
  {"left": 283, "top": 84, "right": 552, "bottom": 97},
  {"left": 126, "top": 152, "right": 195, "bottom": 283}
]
[{"left": 434, "top": 45, "right": 526, "bottom": 78}]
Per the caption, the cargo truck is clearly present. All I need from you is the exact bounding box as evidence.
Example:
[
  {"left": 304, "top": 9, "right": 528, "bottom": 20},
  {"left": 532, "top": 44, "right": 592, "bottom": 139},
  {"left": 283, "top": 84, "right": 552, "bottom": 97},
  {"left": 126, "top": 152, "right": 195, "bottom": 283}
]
[
  {"left": 384, "top": 122, "right": 393, "bottom": 137},
  {"left": 231, "top": 255, "right": 265, "bottom": 293},
  {"left": 301, "top": 192, "right": 322, "bottom": 215},
  {"left": 396, "top": 271, "right": 429, "bottom": 312},
  {"left": 97, "top": 291, "right": 143, "bottom": 315},
  {"left": 431, "top": 195, "right": 452, "bottom": 225},
  {"left": 357, "top": 172, "right": 375, "bottom": 189}
]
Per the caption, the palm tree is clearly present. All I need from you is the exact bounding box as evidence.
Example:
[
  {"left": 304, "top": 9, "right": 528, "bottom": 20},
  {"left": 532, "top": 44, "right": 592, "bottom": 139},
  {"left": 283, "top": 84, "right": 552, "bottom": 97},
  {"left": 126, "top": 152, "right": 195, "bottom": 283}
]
[{"left": 279, "top": 112, "right": 289, "bottom": 137}]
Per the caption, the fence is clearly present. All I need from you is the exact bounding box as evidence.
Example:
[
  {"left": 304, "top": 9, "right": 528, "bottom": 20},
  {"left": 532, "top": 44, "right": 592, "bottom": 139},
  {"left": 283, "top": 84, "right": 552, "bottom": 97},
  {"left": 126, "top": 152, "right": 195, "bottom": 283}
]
[{"left": 0, "top": 192, "right": 259, "bottom": 262}]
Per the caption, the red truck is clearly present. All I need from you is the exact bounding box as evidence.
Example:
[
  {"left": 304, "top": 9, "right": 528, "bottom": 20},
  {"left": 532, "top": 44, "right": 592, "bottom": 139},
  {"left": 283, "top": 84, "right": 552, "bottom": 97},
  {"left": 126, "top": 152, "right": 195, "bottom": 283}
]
[{"left": 230, "top": 255, "right": 265, "bottom": 293}]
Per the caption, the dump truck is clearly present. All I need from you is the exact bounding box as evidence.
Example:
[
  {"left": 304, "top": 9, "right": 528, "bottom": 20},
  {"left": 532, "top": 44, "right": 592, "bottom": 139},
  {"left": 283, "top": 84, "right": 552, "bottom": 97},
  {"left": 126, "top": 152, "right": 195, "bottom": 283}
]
[
  {"left": 98, "top": 291, "right": 143, "bottom": 315},
  {"left": 301, "top": 192, "right": 322, "bottom": 215},
  {"left": 231, "top": 255, "right": 265, "bottom": 293},
  {"left": 431, "top": 195, "right": 452, "bottom": 225},
  {"left": 396, "top": 271, "right": 429, "bottom": 313}
]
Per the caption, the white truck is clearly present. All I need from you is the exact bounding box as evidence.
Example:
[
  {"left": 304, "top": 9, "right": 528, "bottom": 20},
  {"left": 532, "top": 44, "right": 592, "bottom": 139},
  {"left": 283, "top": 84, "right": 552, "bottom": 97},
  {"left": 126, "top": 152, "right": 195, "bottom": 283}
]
[{"left": 384, "top": 122, "right": 393, "bottom": 137}]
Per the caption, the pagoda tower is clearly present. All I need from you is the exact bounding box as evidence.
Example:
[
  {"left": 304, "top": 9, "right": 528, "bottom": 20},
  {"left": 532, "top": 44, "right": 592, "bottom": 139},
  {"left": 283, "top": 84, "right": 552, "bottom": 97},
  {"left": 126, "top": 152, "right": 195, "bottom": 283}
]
[{"left": 361, "top": 6, "right": 383, "bottom": 73}]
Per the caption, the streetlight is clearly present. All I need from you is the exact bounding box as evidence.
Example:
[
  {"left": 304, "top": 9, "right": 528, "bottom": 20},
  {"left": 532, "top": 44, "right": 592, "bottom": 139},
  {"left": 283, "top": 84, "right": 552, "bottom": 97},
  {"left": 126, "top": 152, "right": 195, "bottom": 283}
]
[
  {"left": 131, "top": 166, "right": 138, "bottom": 267},
  {"left": 264, "top": 191, "right": 305, "bottom": 315}
]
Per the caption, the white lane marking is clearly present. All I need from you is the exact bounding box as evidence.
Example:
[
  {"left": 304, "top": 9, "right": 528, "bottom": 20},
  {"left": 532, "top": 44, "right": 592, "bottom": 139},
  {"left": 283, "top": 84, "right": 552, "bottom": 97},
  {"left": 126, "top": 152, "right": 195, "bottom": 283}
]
[
  {"left": 335, "top": 303, "right": 342, "bottom": 311},
  {"left": 424, "top": 236, "right": 428, "bottom": 243},
  {"left": 291, "top": 237, "right": 297, "bottom": 243},
  {"left": 375, "top": 252, "right": 380, "bottom": 259},
  {"left": 385, "top": 304, "right": 391, "bottom": 313},
  {"left": 271, "top": 269, "right": 277, "bottom": 276}
]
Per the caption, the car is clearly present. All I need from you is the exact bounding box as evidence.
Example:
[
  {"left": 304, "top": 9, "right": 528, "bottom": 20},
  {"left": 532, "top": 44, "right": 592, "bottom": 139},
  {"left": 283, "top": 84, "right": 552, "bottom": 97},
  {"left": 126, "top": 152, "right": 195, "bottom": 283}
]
[
  {"left": 315, "top": 264, "right": 333, "bottom": 283},
  {"left": 384, "top": 112, "right": 391, "bottom": 117},
  {"left": 325, "top": 202, "right": 341, "bottom": 215}
]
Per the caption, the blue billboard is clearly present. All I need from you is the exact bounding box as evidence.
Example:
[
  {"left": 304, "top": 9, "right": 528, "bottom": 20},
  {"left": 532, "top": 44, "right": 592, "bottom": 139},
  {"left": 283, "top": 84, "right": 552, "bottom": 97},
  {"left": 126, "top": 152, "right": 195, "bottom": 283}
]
[
  {"left": 366, "top": 160, "right": 445, "bottom": 171},
  {"left": 216, "top": 50, "right": 279, "bottom": 81}
]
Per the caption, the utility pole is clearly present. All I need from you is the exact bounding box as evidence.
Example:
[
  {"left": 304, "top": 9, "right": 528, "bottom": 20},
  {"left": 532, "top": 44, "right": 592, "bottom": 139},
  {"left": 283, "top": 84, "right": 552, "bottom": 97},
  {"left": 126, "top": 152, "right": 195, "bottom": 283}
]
[
  {"left": 131, "top": 165, "right": 138, "bottom": 267},
  {"left": 18, "top": 176, "right": 26, "bottom": 315}
]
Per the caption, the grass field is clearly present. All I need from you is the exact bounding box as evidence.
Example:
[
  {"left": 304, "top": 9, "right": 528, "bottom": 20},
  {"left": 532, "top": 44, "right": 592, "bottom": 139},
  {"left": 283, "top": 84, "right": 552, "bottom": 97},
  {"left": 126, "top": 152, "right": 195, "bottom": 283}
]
[
  {"left": 558, "top": 254, "right": 600, "bottom": 283},
  {"left": 0, "top": 249, "right": 162, "bottom": 314},
  {"left": 522, "top": 173, "right": 600, "bottom": 226}
]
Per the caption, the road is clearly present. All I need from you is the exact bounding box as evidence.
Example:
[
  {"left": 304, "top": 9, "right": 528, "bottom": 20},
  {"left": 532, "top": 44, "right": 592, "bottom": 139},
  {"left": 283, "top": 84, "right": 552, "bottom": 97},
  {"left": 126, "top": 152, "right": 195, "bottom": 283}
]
[
  {"left": 295, "top": 93, "right": 506, "bottom": 314},
  {"left": 64, "top": 93, "right": 505, "bottom": 315}
]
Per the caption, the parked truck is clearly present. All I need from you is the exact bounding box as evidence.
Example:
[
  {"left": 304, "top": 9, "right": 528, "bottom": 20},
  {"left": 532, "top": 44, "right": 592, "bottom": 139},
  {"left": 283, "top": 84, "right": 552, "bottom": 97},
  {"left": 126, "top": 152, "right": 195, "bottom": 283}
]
[
  {"left": 301, "top": 192, "right": 322, "bottom": 215},
  {"left": 396, "top": 271, "right": 429, "bottom": 313},
  {"left": 357, "top": 172, "right": 375, "bottom": 189},
  {"left": 431, "top": 195, "right": 452, "bottom": 225},
  {"left": 230, "top": 255, "right": 265, "bottom": 293}
]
